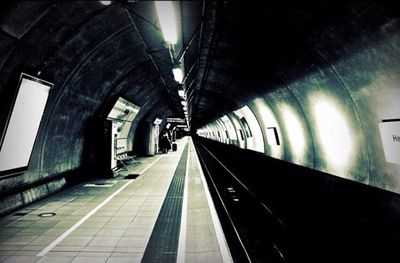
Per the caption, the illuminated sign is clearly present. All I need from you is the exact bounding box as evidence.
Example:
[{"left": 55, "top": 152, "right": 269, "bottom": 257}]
[
  {"left": 379, "top": 120, "right": 400, "bottom": 164},
  {"left": 0, "top": 73, "right": 53, "bottom": 174},
  {"left": 167, "top": 118, "right": 185, "bottom": 123},
  {"left": 107, "top": 97, "right": 140, "bottom": 123},
  {"left": 153, "top": 118, "right": 163, "bottom": 125}
]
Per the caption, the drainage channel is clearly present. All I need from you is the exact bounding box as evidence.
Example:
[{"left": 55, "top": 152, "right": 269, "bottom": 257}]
[{"left": 141, "top": 143, "right": 189, "bottom": 263}]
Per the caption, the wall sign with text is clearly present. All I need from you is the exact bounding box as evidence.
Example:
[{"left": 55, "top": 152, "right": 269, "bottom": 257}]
[{"left": 378, "top": 119, "right": 400, "bottom": 165}]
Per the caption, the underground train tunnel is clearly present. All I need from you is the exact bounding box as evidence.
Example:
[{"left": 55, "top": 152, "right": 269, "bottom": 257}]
[{"left": 0, "top": 1, "right": 400, "bottom": 262}]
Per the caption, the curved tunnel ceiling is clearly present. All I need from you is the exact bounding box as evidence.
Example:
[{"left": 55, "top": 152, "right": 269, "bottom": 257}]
[
  {"left": 0, "top": 1, "right": 399, "bottom": 132},
  {"left": 0, "top": 1, "right": 208, "bottom": 127},
  {"left": 187, "top": 1, "right": 400, "bottom": 130}
]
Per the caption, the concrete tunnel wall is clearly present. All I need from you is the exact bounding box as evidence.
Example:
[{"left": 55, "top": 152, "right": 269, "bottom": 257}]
[
  {"left": 0, "top": 1, "right": 399, "bottom": 215},
  {"left": 0, "top": 3, "right": 177, "bottom": 214},
  {"left": 198, "top": 21, "right": 400, "bottom": 194}
]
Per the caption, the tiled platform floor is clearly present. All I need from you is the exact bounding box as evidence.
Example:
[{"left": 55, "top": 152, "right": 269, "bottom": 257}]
[{"left": 0, "top": 137, "right": 231, "bottom": 263}]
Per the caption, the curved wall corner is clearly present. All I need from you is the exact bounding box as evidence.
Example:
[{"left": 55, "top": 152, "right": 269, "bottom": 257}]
[
  {"left": 264, "top": 88, "right": 315, "bottom": 168},
  {"left": 331, "top": 32, "right": 400, "bottom": 192}
]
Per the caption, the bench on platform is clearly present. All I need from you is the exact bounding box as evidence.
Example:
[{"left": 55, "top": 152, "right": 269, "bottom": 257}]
[{"left": 115, "top": 151, "right": 137, "bottom": 170}]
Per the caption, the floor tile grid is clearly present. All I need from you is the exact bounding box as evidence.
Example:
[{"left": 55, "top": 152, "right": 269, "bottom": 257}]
[
  {"left": 0, "top": 138, "right": 188, "bottom": 263},
  {"left": 48, "top": 154, "right": 182, "bottom": 262}
]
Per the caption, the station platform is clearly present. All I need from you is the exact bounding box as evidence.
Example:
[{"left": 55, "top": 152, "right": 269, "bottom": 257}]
[{"left": 0, "top": 137, "right": 232, "bottom": 263}]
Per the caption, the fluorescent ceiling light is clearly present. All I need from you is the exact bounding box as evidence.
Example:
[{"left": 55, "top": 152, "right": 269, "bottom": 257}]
[
  {"left": 181, "top": 100, "right": 186, "bottom": 106},
  {"left": 155, "top": 1, "right": 178, "bottom": 44},
  {"left": 172, "top": 67, "right": 184, "bottom": 83},
  {"left": 178, "top": 90, "right": 185, "bottom": 97},
  {"left": 166, "top": 123, "right": 171, "bottom": 129},
  {"left": 153, "top": 117, "right": 163, "bottom": 125},
  {"left": 100, "top": 1, "right": 111, "bottom": 5}
]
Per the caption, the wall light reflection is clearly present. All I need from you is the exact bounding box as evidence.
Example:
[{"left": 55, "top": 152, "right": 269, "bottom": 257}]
[
  {"left": 280, "top": 105, "right": 306, "bottom": 164},
  {"left": 252, "top": 98, "right": 283, "bottom": 159},
  {"left": 311, "top": 95, "right": 355, "bottom": 176}
]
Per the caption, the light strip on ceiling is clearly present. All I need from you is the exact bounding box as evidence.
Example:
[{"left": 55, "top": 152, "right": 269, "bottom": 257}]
[
  {"left": 172, "top": 67, "right": 184, "bottom": 83},
  {"left": 155, "top": 1, "right": 178, "bottom": 45}
]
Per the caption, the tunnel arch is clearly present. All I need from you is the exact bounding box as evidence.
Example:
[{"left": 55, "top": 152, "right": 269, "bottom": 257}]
[{"left": 1, "top": 0, "right": 400, "bottom": 215}]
